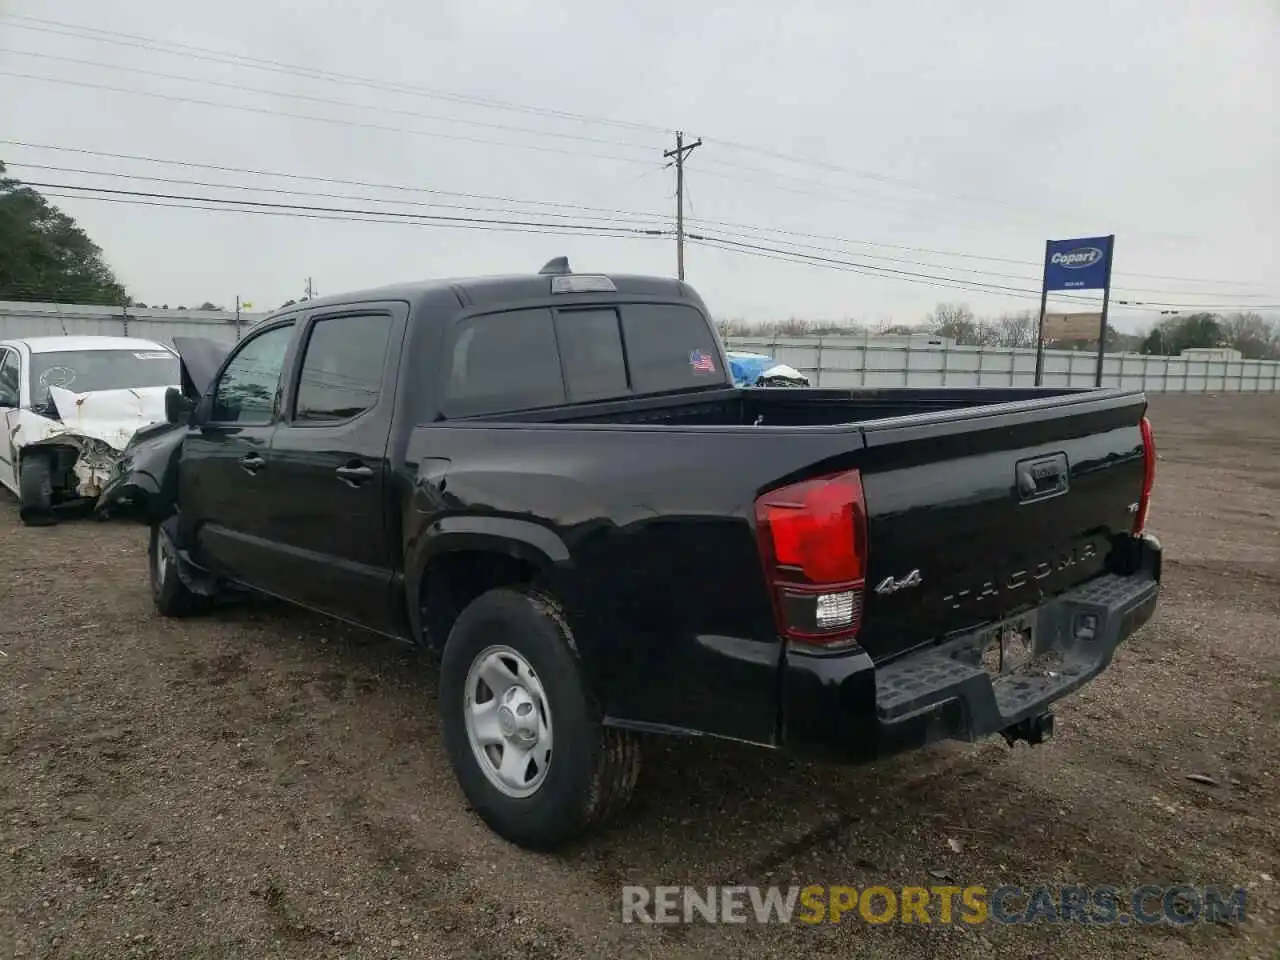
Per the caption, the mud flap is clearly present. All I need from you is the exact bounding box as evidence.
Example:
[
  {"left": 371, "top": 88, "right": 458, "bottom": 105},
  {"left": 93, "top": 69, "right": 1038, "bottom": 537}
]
[{"left": 157, "top": 516, "right": 219, "bottom": 597}]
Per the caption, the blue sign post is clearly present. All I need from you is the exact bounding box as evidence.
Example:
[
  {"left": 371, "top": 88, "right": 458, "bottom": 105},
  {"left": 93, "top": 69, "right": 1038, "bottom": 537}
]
[{"left": 1034, "top": 235, "right": 1115, "bottom": 387}]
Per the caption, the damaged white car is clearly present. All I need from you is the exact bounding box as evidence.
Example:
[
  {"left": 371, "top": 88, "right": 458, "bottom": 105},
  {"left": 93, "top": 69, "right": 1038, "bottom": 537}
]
[{"left": 0, "top": 336, "right": 180, "bottom": 526}]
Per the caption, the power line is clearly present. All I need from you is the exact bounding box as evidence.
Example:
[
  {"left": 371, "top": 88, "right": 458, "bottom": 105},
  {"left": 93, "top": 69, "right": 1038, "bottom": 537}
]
[
  {"left": 12, "top": 169, "right": 1273, "bottom": 310},
  {"left": 22, "top": 181, "right": 673, "bottom": 236},
  {"left": 35, "top": 190, "right": 670, "bottom": 242},
  {"left": 0, "top": 11, "right": 1087, "bottom": 220},
  {"left": 0, "top": 14, "right": 673, "bottom": 136},
  {"left": 0, "top": 11, "right": 1188, "bottom": 242},
  {"left": 692, "top": 233, "right": 1057, "bottom": 297},
  {"left": 680, "top": 213, "right": 1277, "bottom": 291},
  {"left": 689, "top": 234, "right": 1058, "bottom": 305},
  {"left": 689, "top": 161, "right": 1209, "bottom": 250},
  {"left": 7, "top": 162, "right": 666, "bottom": 229},
  {"left": 696, "top": 144, "right": 1194, "bottom": 248},
  {"left": 690, "top": 234, "right": 1174, "bottom": 312},
  {"left": 11, "top": 139, "right": 1271, "bottom": 298},
  {"left": 0, "top": 12, "right": 1157, "bottom": 234},
  {"left": 7, "top": 141, "right": 1274, "bottom": 303},
  {"left": 0, "top": 48, "right": 661, "bottom": 155},
  {"left": 0, "top": 70, "right": 661, "bottom": 168},
  {"left": 677, "top": 161, "right": 1029, "bottom": 225},
  {"left": 687, "top": 234, "right": 1280, "bottom": 311},
  {"left": 686, "top": 222, "right": 1279, "bottom": 301},
  {"left": 0, "top": 140, "right": 670, "bottom": 220},
  {"left": 24, "top": 181, "right": 1090, "bottom": 305},
  {"left": 2, "top": 12, "right": 1269, "bottom": 289},
  {"left": 697, "top": 153, "right": 1033, "bottom": 216},
  {"left": 0, "top": 11, "right": 1258, "bottom": 259}
]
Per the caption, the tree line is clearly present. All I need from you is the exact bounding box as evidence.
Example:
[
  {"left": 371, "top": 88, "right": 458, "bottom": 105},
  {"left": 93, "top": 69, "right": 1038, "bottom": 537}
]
[
  {"left": 718, "top": 304, "right": 1142, "bottom": 352},
  {"left": 1139, "top": 312, "right": 1280, "bottom": 359}
]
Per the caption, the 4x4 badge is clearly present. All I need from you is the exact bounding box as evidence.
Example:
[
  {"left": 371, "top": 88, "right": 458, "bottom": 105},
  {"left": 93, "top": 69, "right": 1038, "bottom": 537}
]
[{"left": 875, "top": 569, "right": 923, "bottom": 596}]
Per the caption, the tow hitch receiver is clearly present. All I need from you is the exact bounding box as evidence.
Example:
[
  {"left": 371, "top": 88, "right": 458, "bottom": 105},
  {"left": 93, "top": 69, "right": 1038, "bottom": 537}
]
[{"left": 1000, "top": 711, "right": 1054, "bottom": 747}]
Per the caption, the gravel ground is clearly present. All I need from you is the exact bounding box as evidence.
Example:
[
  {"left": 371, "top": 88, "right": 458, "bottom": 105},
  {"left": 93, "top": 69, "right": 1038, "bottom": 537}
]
[{"left": 1, "top": 392, "right": 1276, "bottom": 959}]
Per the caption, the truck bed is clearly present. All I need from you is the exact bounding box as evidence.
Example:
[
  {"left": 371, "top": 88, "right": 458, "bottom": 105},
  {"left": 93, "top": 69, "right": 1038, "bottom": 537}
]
[
  {"left": 476, "top": 385, "right": 1091, "bottom": 428},
  {"left": 427, "top": 383, "right": 1148, "bottom": 668}
]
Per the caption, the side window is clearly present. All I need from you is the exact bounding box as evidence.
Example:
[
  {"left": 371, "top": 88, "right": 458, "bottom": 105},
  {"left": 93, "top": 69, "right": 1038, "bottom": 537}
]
[
  {"left": 621, "top": 304, "right": 726, "bottom": 393},
  {"left": 0, "top": 351, "right": 18, "bottom": 406},
  {"left": 211, "top": 323, "right": 294, "bottom": 424},
  {"left": 443, "top": 308, "right": 565, "bottom": 416},
  {"left": 554, "top": 309, "right": 628, "bottom": 402},
  {"left": 294, "top": 313, "right": 393, "bottom": 422}
]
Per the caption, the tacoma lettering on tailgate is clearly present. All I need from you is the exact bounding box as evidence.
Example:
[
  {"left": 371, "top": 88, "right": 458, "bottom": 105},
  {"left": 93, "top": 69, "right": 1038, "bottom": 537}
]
[{"left": 941, "top": 542, "right": 1099, "bottom": 611}]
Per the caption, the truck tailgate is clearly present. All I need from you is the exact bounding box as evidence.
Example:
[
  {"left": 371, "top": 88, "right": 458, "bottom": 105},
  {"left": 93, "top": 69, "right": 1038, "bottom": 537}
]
[{"left": 855, "top": 389, "right": 1149, "bottom": 662}]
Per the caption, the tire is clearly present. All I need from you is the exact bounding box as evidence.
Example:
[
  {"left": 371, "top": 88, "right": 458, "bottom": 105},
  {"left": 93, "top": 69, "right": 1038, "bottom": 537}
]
[
  {"left": 439, "top": 586, "right": 641, "bottom": 851},
  {"left": 18, "top": 455, "right": 57, "bottom": 527},
  {"left": 148, "top": 521, "right": 207, "bottom": 617}
]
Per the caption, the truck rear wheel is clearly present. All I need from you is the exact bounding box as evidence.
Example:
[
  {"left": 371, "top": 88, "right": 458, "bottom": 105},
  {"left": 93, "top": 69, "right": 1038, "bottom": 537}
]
[
  {"left": 18, "top": 455, "right": 57, "bottom": 527},
  {"left": 439, "top": 586, "right": 640, "bottom": 850}
]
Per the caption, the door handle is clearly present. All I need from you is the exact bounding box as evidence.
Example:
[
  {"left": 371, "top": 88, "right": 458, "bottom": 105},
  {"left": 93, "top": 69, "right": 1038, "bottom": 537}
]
[
  {"left": 240, "top": 453, "right": 266, "bottom": 475},
  {"left": 335, "top": 463, "right": 374, "bottom": 486}
]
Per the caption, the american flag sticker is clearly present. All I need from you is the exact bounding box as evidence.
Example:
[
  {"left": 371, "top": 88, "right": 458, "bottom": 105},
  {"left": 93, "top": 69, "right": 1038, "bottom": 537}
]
[{"left": 689, "top": 349, "right": 716, "bottom": 373}]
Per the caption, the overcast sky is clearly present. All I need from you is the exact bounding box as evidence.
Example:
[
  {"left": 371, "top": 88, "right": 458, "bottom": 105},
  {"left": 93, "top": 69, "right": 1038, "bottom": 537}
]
[{"left": 1, "top": 0, "right": 1276, "bottom": 331}]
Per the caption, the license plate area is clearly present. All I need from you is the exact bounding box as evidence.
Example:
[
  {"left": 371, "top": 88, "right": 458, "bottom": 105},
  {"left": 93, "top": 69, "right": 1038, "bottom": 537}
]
[{"left": 977, "top": 617, "right": 1034, "bottom": 676}]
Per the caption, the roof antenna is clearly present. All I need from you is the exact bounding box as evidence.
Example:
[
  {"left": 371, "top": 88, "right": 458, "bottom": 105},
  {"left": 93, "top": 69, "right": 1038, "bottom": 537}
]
[{"left": 538, "top": 256, "right": 571, "bottom": 275}]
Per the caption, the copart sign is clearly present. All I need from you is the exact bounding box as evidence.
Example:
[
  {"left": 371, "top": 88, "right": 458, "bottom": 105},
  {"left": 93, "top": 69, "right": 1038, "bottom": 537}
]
[{"left": 1043, "top": 235, "right": 1114, "bottom": 291}]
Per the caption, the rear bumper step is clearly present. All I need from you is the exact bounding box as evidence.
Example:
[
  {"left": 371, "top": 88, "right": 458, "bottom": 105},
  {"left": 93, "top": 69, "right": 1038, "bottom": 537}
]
[{"left": 781, "top": 534, "right": 1161, "bottom": 763}]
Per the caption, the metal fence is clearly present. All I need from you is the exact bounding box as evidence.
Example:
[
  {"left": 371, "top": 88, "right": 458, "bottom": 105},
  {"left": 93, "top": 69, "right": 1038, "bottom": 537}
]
[
  {"left": 725, "top": 336, "right": 1280, "bottom": 393},
  {"left": 0, "top": 301, "right": 267, "bottom": 348}
]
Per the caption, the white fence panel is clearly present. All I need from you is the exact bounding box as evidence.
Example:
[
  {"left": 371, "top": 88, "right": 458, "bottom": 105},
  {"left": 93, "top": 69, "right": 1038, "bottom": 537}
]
[
  {"left": 0, "top": 301, "right": 268, "bottom": 348},
  {"left": 724, "top": 335, "right": 1280, "bottom": 393}
]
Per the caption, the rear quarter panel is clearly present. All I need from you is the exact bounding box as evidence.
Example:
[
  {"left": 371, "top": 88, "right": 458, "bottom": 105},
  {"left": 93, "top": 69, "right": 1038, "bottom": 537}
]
[{"left": 400, "top": 423, "right": 866, "bottom": 745}]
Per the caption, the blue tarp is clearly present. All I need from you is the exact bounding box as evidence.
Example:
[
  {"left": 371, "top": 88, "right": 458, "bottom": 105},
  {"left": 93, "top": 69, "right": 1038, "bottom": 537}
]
[{"left": 726, "top": 351, "right": 809, "bottom": 387}]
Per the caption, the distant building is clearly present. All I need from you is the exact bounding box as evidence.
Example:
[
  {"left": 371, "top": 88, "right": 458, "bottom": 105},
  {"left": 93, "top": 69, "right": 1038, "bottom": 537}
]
[{"left": 1180, "top": 347, "right": 1242, "bottom": 361}]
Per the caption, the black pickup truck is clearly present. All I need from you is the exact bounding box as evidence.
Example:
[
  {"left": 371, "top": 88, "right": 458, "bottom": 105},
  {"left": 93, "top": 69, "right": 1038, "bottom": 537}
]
[{"left": 103, "top": 258, "right": 1161, "bottom": 850}]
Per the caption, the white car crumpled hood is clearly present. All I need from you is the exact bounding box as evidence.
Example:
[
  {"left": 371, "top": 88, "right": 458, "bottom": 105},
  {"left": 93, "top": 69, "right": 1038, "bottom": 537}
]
[{"left": 48, "top": 385, "right": 172, "bottom": 450}]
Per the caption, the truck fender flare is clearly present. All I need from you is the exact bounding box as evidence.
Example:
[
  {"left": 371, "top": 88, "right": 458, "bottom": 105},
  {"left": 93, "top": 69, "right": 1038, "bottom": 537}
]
[{"left": 406, "top": 516, "right": 572, "bottom": 643}]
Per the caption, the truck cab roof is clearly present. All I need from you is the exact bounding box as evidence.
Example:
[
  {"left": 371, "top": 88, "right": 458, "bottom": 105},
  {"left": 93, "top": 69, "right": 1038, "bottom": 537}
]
[{"left": 265, "top": 261, "right": 705, "bottom": 320}]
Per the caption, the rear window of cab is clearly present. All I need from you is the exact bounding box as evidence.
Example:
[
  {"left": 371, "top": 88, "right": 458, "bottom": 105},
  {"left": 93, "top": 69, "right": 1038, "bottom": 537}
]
[{"left": 441, "top": 303, "right": 726, "bottom": 417}]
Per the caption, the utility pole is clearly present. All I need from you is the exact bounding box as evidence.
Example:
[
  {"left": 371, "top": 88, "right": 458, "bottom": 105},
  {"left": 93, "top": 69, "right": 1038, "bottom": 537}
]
[
  {"left": 1033, "top": 240, "right": 1050, "bottom": 386},
  {"left": 304, "top": 277, "right": 315, "bottom": 301},
  {"left": 664, "top": 131, "right": 701, "bottom": 280},
  {"left": 235, "top": 295, "right": 242, "bottom": 342},
  {"left": 1092, "top": 236, "right": 1116, "bottom": 388}
]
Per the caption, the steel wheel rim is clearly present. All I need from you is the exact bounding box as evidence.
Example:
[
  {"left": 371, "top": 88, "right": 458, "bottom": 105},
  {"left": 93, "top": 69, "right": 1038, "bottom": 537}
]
[
  {"left": 153, "top": 532, "right": 170, "bottom": 589},
  {"left": 463, "top": 644, "right": 553, "bottom": 799}
]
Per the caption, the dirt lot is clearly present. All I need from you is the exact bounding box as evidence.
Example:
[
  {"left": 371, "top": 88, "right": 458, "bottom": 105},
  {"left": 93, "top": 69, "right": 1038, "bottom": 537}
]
[{"left": 1, "top": 393, "right": 1277, "bottom": 959}]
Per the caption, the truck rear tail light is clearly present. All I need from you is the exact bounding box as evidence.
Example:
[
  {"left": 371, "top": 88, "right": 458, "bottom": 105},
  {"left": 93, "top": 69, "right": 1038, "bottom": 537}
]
[
  {"left": 755, "top": 469, "right": 867, "bottom": 647},
  {"left": 1133, "top": 416, "right": 1155, "bottom": 534}
]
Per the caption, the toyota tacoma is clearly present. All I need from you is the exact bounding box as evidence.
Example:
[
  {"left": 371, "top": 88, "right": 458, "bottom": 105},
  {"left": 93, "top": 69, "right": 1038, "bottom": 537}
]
[{"left": 103, "top": 259, "right": 1161, "bottom": 850}]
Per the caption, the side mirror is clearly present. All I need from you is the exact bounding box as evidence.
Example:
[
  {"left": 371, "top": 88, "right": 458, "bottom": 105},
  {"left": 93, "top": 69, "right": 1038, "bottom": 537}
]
[{"left": 164, "top": 386, "right": 197, "bottom": 424}]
